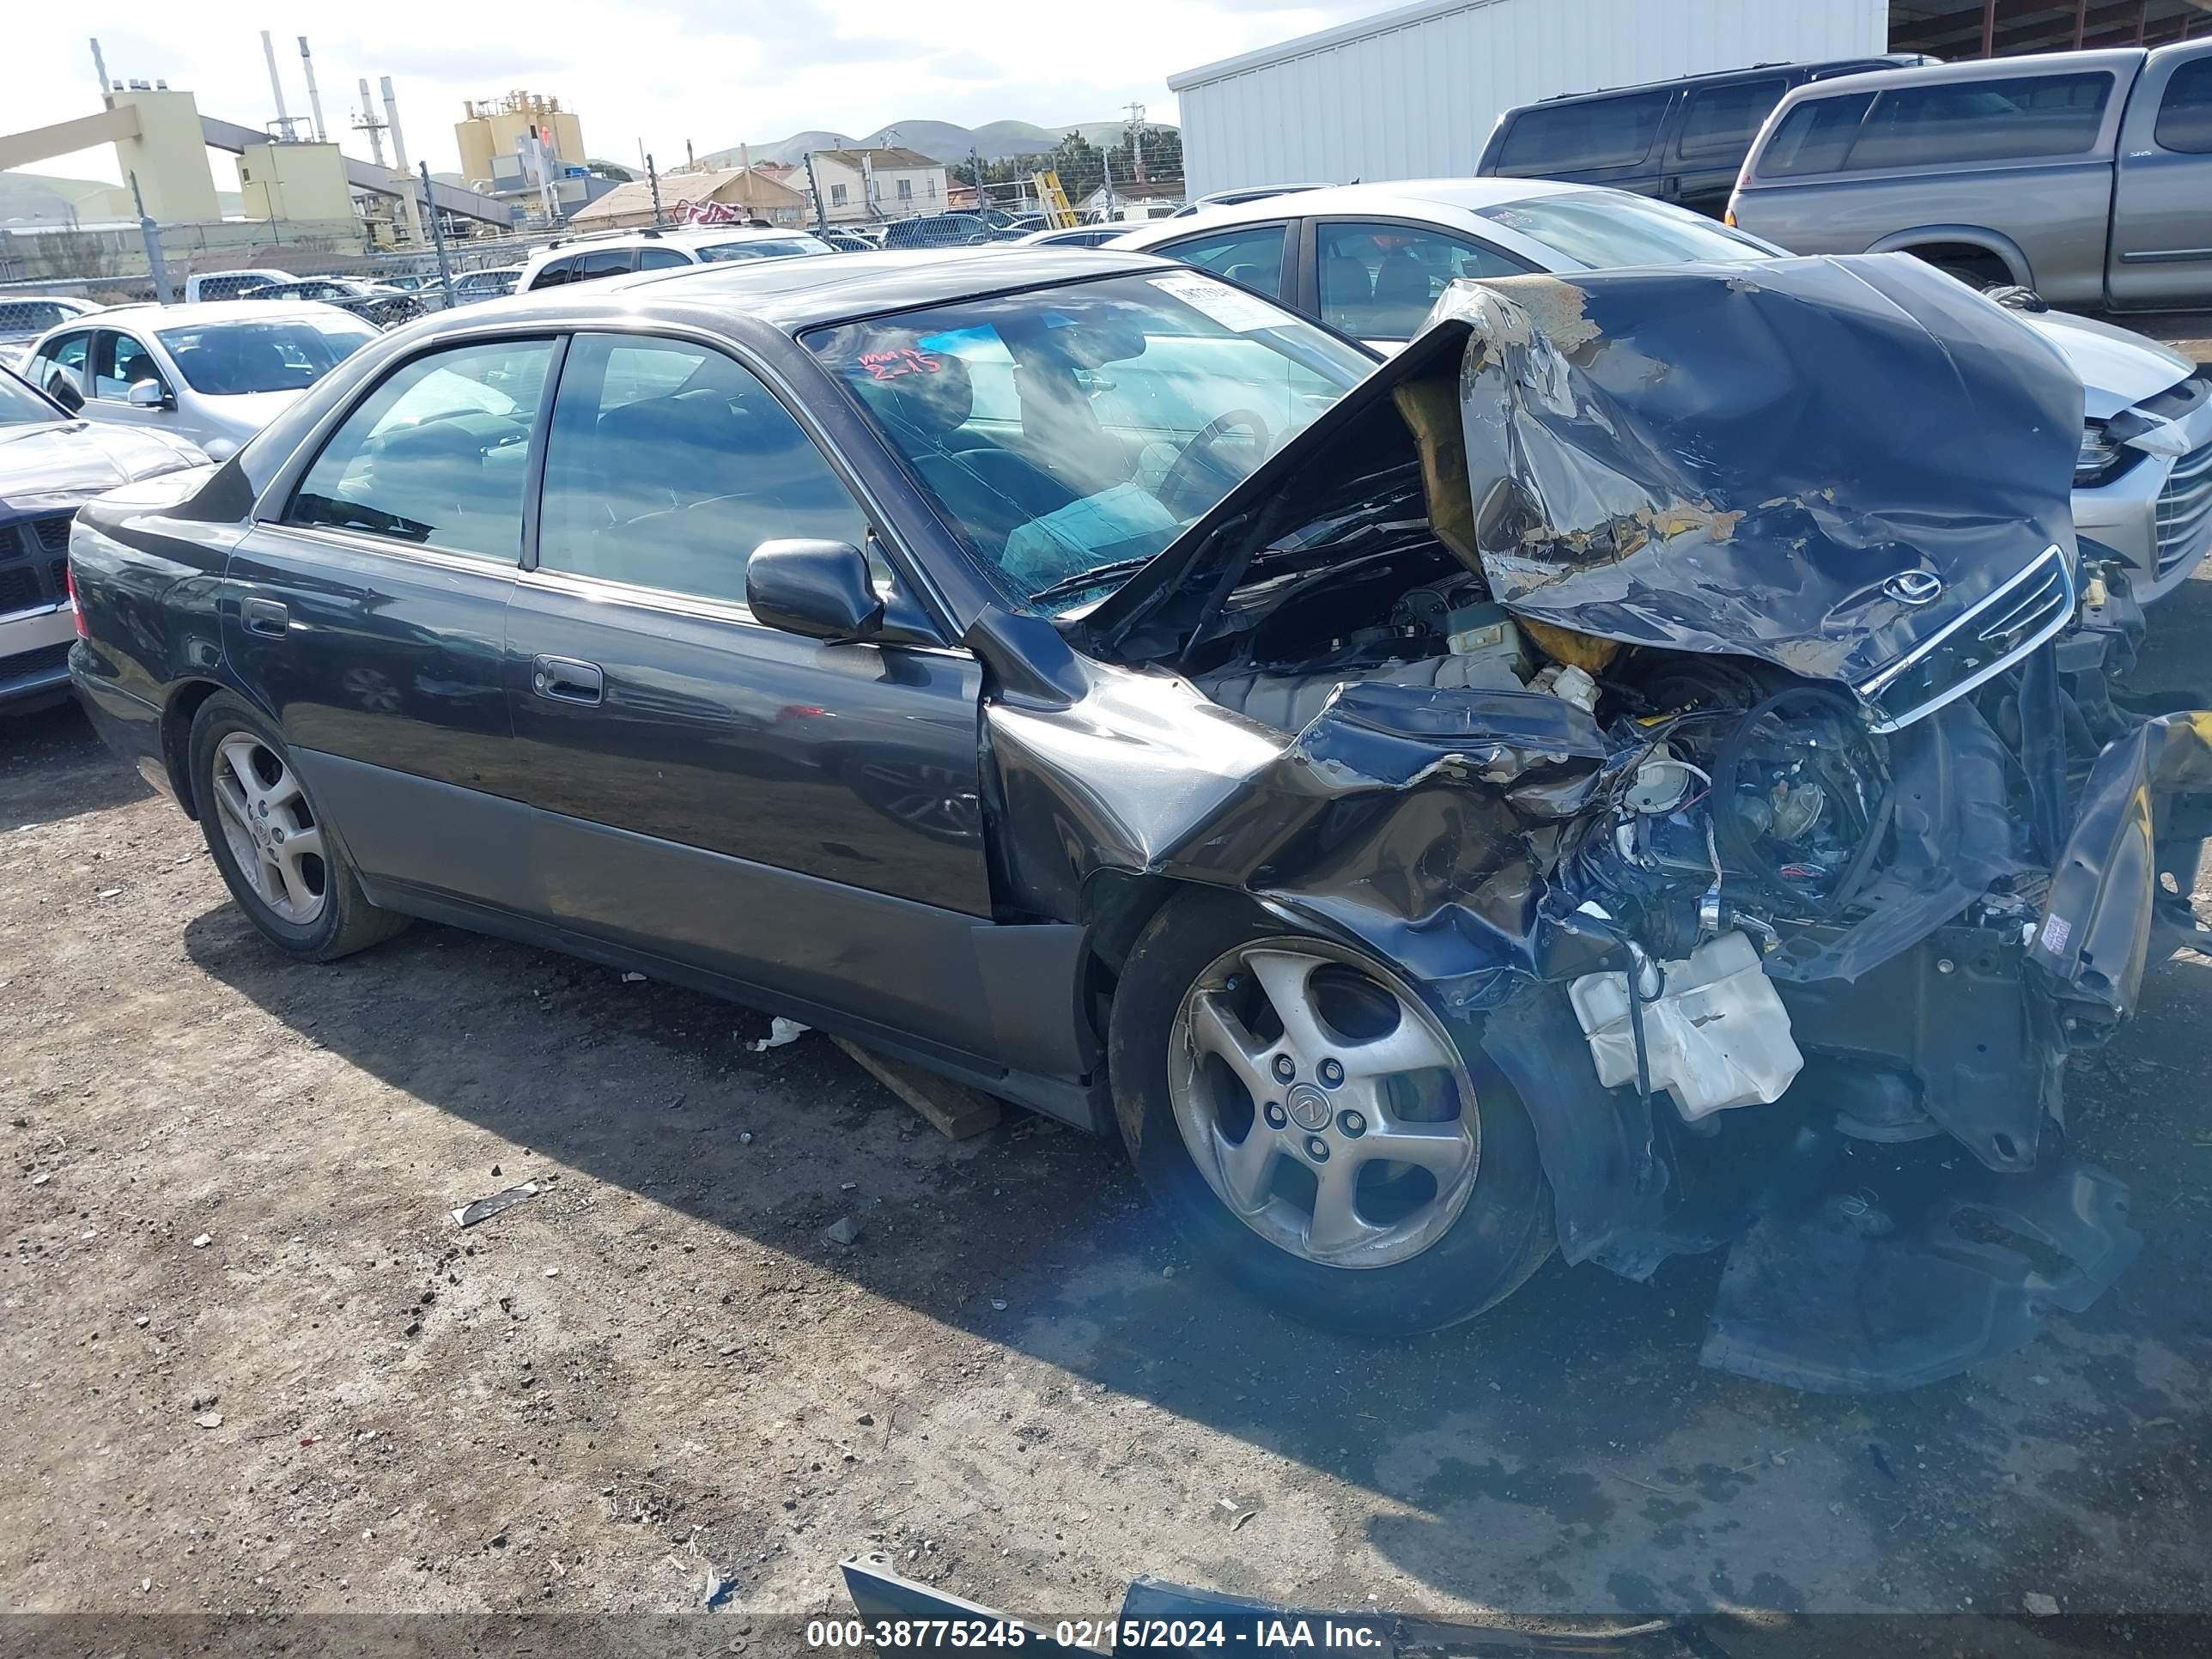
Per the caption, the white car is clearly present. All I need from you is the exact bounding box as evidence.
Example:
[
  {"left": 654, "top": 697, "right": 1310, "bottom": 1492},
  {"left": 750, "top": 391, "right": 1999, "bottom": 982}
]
[
  {"left": 0, "top": 295, "right": 104, "bottom": 374},
  {"left": 518, "top": 226, "right": 836, "bottom": 293},
  {"left": 448, "top": 266, "right": 525, "bottom": 305},
  {"left": 1115, "top": 178, "right": 2212, "bottom": 605},
  {"left": 20, "top": 300, "right": 380, "bottom": 461}
]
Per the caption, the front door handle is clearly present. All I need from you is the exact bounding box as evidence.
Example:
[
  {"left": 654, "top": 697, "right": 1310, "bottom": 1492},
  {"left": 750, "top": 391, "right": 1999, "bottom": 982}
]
[
  {"left": 242, "top": 597, "right": 289, "bottom": 637},
  {"left": 532, "top": 653, "right": 604, "bottom": 705}
]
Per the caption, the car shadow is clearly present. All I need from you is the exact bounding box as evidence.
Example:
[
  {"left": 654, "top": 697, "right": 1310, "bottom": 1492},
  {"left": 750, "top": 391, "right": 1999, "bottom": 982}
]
[
  {"left": 177, "top": 880, "right": 2212, "bottom": 1615},
  {"left": 1, "top": 697, "right": 155, "bottom": 830}
]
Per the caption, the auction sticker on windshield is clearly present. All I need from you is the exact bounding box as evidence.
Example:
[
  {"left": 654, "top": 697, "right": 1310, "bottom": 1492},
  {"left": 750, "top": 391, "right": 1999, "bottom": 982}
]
[{"left": 1150, "top": 271, "right": 1297, "bottom": 333}]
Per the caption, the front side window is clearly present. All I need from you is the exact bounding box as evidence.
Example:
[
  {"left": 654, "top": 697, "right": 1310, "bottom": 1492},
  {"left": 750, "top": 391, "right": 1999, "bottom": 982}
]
[
  {"left": 93, "top": 331, "right": 162, "bottom": 400},
  {"left": 155, "top": 316, "right": 379, "bottom": 395},
  {"left": 1316, "top": 222, "right": 1533, "bottom": 341},
  {"left": 1475, "top": 192, "right": 1777, "bottom": 268},
  {"left": 1492, "top": 90, "right": 1674, "bottom": 175},
  {"left": 1154, "top": 224, "right": 1288, "bottom": 299},
  {"left": 1850, "top": 72, "right": 2113, "bottom": 170},
  {"left": 806, "top": 270, "right": 1370, "bottom": 610},
  {"left": 1677, "top": 77, "right": 1790, "bottom": 161},
  {"left": 538, "top": 334, "right": 866, "bottom": 605},
  {"left": 288, "top": 337, "right": 555, "bottom": 561},
  {"left": 2156, "top": 55, "right": 2212, "bottom": 154}
]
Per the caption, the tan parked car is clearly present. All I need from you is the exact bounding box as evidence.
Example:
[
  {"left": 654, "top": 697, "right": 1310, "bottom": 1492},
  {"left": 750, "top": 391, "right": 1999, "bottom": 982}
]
[{"left": 1727, "top": 41, "right": 2212, "bottom": 311}]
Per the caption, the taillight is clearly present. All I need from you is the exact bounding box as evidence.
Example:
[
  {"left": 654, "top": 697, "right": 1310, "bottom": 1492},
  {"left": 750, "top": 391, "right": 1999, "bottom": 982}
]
[{"left": 66, "top": 563, "right": 88, "bottom": 640}]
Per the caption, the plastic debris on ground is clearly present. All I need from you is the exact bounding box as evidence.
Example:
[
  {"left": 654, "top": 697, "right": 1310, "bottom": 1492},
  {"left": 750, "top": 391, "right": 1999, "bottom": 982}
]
[
  {"left": 451, "top": 1182, "right": 540, "bottom": 1228},
  {"left": 749, "top": 1017, "right": 810, "bottom": 1052}
]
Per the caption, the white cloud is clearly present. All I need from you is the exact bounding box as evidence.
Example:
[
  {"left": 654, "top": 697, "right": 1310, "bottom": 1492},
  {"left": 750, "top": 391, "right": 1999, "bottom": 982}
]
[{"left": 5, "top": 0, "right": 1370, "bottom": 187}]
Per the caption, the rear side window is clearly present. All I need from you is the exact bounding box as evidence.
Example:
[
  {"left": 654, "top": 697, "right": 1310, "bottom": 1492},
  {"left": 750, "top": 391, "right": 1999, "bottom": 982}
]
[
  {"left": 1849, "top": 72, "right": 2112, "bottom": 170},
  {"left": 1677, "top": 77, "right": 1790, "bottom": 161},
  {"left": 1152, "top": 224, "right": 1288, "bottom": 298},
  {"left": 1316, "top": 222, "right": 1532, "bottom": 341},
  {"left": 531, "top": 257, "right": 577, "bottom": 289},
  {"left": 537, "top": 333, "right": 866, "bottom": 604},
  {"left": 289, "top": 338, "right": 556, "bottom": 561},
  {"left": 634, "top": 246, "right": 691, "bottom": 270},
  {"left": 1492, "top": 91, "right": 1674, "bottom": 175},
  {"left": 1756, "top": 92, "right": 1875, "bottom": 177},
  {"left": 576, "top": 249, "right": 635, "bottom": 281},
  {"left": 2156, "top": 56, "right": 2212, "bottom": 154}
]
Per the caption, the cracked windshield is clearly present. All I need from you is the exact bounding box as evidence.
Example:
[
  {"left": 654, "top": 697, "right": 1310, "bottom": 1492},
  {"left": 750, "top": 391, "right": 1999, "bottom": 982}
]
[{"left": 5, "top": 2, "right": 2211, "bottom": 1656}]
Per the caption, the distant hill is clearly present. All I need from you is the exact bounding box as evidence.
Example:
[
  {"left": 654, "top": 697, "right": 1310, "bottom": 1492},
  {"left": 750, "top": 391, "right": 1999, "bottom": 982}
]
[
  {"left": 700, "top": 117, "right": 1173, "bottom": 170},
  {"left": 1, "top": 168, "right": 243, "bottom": 225}
]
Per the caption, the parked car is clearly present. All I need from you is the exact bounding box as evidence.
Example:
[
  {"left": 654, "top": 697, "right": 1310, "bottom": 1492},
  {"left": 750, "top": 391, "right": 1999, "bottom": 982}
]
[
  {"left": 1169, "top": 183, "right": 1331, "bottom": 218},
  {"left": 1475, "top": 56, "right": 1930, "bottom": 218},
  {"left": 0, "top": 295, "right": 103, "bottom": 375},
  {"left": 448, "top": 267, "right": 525, "bottom": 305},
  {"left": 21, "top": 301, "right": 381, "bottom": 461},
  {"left": 374, "top": 272, "right": 453, "bottom": 313},
  {"left": 878, "top": 214, "right": 997, "bottom": 249},
  {"left": 1014, "top": 224, "right": 1128, "bottom": 249},
  {"left": 817, "top": 230, "right": 878, "bottom": 252},
  {"left": 0, "top": 364, "right": 204, "bottom": 710},
  {"left": 245, "top": 276, "right": 425, "bottom": 329},
  {"left": 182, "top": 269, "right": 290, "bottom": 304},
  {"left": 65, "top": 246, "right": 2204, "bottom": 1387},
  {"left": 1729, "top": 41, "right": 2212, "bottom": 308},
  {"left": 519, "top": 226, "right": 836, "bottom": 292},
  {"left": 1116, "top": 179, "right": 2212, "bottom": 605}
]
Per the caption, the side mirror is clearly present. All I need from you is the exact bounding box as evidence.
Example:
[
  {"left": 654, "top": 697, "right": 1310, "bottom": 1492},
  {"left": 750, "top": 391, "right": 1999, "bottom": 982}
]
[
  {"left": 126, "top": 379, "right": 173, "bottom": 410},
  {"left": 746, "top": 539, "right": 884, "bottom": 641},
  {"left": 47, "top": 368, "right": 85, "bottom": 413}
]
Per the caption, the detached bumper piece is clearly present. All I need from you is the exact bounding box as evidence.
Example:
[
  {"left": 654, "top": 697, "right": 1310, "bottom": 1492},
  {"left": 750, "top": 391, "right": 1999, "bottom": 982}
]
[
  {"left": 841, "top": 1553, "right": 1730, "bottom": 1655},
  {"left": 1701, "top": 1133, "right": 2141, "bottom": 1394}
]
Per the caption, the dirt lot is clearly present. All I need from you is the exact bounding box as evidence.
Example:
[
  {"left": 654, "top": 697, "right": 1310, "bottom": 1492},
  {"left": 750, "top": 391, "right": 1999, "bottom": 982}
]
[{"left": 5, "top": 591, "right": 2212, "bottom": 1642}]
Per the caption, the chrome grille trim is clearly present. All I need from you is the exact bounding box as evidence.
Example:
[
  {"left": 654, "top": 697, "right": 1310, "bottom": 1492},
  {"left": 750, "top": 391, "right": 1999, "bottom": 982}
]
[
  {"left": 2155, "top": 438, "right": 2212, "bottom": 575},
  {"left": 1856, "top": 544, "right": 2075, "bottom": 734}
]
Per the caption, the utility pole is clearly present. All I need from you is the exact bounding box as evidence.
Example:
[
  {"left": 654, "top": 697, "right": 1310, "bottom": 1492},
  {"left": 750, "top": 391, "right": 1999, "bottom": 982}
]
[
  {"left": 969, "top": 147, "right": 984, "bottom": 215},
  {"left": 128, "top": 172, "right": 173, "bottom": 305},
  {"left": 647, "top": 153, "right": 664, "bottom": 226},
  {"left": 803, "top": 151, "right": 828, "bottom": 233},
  {"left": 1124, "top": 101, "right": 1148, "bottom": 184},
  {"left": 419, "top": 161, "right": 453, "bottom": 307}
]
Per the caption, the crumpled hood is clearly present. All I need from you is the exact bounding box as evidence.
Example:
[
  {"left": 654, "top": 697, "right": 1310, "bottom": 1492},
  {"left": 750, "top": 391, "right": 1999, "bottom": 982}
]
[
  {"left": 0, "top": 419, "right": 206, "bottom": 515},
  {"left": 1091, "top": 253, "right": 2085, "bottom": 692}
]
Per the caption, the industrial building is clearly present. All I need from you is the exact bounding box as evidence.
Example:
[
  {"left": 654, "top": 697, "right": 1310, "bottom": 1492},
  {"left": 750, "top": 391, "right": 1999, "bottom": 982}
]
[
  {"left": 455, "top": 91, "right": 586, "bottom": 189},
  {"left": 1169, "top": 0, "right": 2212, "bottom": 196}
]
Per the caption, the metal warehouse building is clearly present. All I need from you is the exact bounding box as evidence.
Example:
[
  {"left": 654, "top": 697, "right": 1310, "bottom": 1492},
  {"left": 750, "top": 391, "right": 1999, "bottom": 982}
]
[{"left": 1168, "top": 0, "right": 2212, "bottom": 196}]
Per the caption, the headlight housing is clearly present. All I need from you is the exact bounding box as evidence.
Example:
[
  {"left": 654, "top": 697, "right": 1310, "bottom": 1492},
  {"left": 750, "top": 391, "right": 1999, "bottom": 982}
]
[{"left": 2075, "top": 420, "right": 2137, "bottom": 487}]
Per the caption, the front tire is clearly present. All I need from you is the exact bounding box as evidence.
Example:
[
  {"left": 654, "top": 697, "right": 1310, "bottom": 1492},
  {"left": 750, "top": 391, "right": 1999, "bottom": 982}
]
[
  {"left": 1109, "top": 892, "right": 1553, "bottom": 1335},
  {"left": 188, "top": 692, "right": 406, "bottom": 962}
]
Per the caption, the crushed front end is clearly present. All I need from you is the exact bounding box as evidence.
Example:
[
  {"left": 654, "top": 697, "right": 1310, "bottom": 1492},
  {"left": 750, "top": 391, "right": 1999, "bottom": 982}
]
[{"left": 1060, "top": 253, "right": 2212, "bottom": 1389}]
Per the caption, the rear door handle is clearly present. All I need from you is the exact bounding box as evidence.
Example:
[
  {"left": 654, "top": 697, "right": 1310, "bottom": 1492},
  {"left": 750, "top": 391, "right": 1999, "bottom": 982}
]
[
  {"left": 242, "top": 597, "right": 289, "bottom": 637},
  {"left": 531, "top": 653, "right": 603, "bottom": 705}
]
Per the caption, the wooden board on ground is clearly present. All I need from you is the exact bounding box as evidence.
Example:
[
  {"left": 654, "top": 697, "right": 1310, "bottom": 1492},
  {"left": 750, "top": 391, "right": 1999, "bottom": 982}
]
[{"left": 831, "top": 1036, "right": 1002, "bottom": 1140}]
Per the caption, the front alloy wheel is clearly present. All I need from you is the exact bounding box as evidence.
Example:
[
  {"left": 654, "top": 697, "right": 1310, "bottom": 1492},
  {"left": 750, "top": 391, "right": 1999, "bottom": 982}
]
[
  {"left": 1109, "top": 893, "right": 1553, "bottom": 1335},
  {"left": 1170, "top": 939, "right": 1480, "bottom": 1269}
]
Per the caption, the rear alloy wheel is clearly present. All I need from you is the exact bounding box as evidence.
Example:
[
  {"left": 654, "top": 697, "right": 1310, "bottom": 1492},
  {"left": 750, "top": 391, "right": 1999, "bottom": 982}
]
[
  {"left": 188, "top": 692, "right": 408, "bottom": 962},
  {"left": 1110, "top": 893, "right": 1553, "bottom": 1335}
]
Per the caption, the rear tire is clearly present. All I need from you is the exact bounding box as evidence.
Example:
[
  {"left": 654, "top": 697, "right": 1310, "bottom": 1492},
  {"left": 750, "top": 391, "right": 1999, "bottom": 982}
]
[
  {"left": 188, "top": 692, "right": 407, "bottom": 963},
  {"left": 1108, "top": 891, "right": 1553, "bottom": 1336}
]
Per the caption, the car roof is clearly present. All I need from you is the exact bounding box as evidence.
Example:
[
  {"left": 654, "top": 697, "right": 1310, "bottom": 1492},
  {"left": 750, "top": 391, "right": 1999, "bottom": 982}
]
[
  {"left": 1116, "top": 177, "right": 1591, "bottom": 240},
  {"left": 483, "top": 246, "right": 1171, "bottom": 334},
  {"left": 1518, "top": 54, "right": 1923, "bottom": 106},
  {"left": 74, "top": 299, "right": 367, "bottom": 330}
]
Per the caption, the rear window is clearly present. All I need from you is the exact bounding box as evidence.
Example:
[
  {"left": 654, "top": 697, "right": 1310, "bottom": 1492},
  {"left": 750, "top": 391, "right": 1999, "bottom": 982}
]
[
  {"left": 1677, "top": 77, "right": 1790, "bottom": 162},
  {"left": 1849, "top": 71, "right": 2112, "bottom": 170},
  {"left": 0, "top": 301, "right": 66, "bottom": 335},
  {"left": 2156, "top": 55, "right": 2212, "bottom": 154},
  {"left": 1493, "top": 90, "right": 1674, "bottom": 175}
]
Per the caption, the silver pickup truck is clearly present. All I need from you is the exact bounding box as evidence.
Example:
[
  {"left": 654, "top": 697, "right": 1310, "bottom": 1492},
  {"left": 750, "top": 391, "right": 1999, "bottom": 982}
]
[{"left": 1727, "top": 42, "right": 2212, "bottom": 311}]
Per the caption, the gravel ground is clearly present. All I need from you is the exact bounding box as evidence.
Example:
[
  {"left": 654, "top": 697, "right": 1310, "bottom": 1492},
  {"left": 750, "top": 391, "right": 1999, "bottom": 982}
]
[{"left": 4, "top": 586, "right": 2211, "bottom": 1643}]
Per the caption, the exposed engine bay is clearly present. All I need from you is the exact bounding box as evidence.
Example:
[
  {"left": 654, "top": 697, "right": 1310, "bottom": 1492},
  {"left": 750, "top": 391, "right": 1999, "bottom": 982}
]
[{"left": 1000, "top": 253, "right": 2212, "bottom": 1390}]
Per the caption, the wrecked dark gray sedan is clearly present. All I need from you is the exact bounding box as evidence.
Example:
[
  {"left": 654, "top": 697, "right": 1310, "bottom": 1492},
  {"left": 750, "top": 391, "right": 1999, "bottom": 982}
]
[{"left": 65, "top": 246, "right": 2212, "bottom": 1390}]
